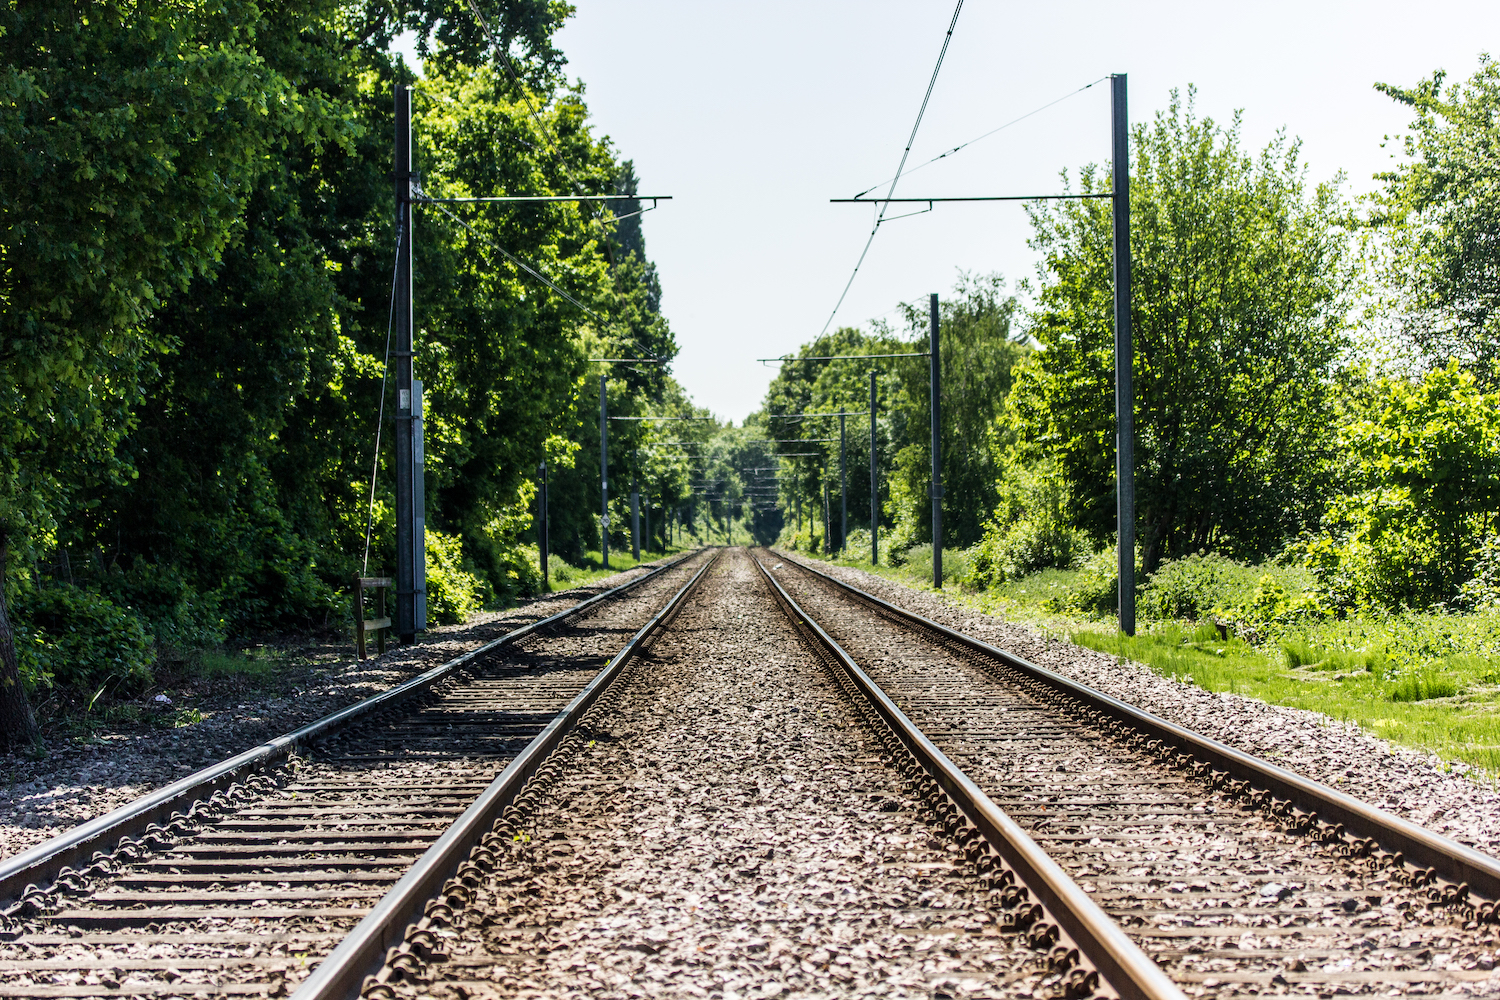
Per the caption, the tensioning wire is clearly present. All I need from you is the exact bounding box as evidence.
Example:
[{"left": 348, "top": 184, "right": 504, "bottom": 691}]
[
  {"left": 819, "top": 0, "right": 966, "bottom": 338},
  {"left": 418, "top": 196, "right": 603, "bottom": 321},
  {"left": 362, "top": 217, "right": 406, "bottom": 576},
  {"left": 850, "top": 76, "right": 1109, "bottom": 199}
]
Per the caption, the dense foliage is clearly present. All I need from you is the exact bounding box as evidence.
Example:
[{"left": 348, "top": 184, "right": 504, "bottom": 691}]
[{"left": 0, "top": 0, "right": 697, "bottom": 745}]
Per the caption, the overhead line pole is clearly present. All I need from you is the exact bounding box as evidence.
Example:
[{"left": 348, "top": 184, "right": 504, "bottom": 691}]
[
  {"left": 870, "top": 370, "right": 879, "bottom": 566},
  {"left": 826, "top": 77, "right": 1136, "bottom": 630},
  {"left": 600, "top": 374, "right": 609, "bottom": 570},
  {"left": 930, "top": 293, "right": 943, "bottom": 589},
  {"left": 1112, "top": 73, "right": 1136, "bottom": 636},
  {"left": 839, "top": 415, "right": 848, "bottom": 554},
  {"left": 537, "top": 461, "right": 549, "bottom": 590},
  {"left": 393, "top": 85, "right": 426, "bottom": 644}
]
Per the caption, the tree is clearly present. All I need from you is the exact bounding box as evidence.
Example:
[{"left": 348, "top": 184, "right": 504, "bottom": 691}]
[
  {"left": 1308, "top": 363, "right": 1500, "bottom": 609},
  {"left": 1015, "top": 89, "right": 1353, "bottom": 575},
  {"left": 0, "top": 0, "right": 346, "bottom": 746},
  {"left": 891, "top": 273, "right": 1026, "bottom": 550},
  {"left": 1371, "top": 56, "right": 1500, "bottom": 386}
]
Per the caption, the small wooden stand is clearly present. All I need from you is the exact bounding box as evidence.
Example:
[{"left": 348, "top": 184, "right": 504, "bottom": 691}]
[{"left": 353, "top": 575, "right": 392, "bottom": 660}]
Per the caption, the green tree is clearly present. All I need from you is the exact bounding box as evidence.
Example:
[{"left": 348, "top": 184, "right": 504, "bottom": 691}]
[
  {"left": 890, "top": 273, "right": 1026, "bottom": 551},
  {"left": 0, "top": 0, "right": 347, "bottom": 746},
  {"left": 1015, "top": 89, "right": 1353, "bottom": 575},
  {"left": 1371, "top": 56, "right": 1500, "bottom": 385},
  {"left": 1309, "top": 363, "right": 1500, "bottom": 608}
]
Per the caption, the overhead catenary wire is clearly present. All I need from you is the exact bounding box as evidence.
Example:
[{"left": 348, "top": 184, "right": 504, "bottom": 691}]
[{"left": 819, "top": 0, "right": 965, "bottom": 337}]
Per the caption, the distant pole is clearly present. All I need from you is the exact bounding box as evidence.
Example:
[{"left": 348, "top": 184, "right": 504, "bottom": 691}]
[
  {"left": 839, "top": 414, "right": 848, "bottom": 554},
  {"left": 1112, "top": 73, "right": 1136, "bottom": 636},
  {"left": 869, "top": 370, "right": 878, "bottom": 566},
  {"left": 644, "top": 490, "right": 651, "bottom": 556},
  {"left": 393, "top": 84, "right": 426, "bottom": 643},
  {"left": 537, "top": 461, "right": 549, "bottom": 590},
  {"left": 631, "top": 477, "right": 640, "bottom": 562},
  {"left": 600, "top": 374, "right": 609, "bottom": 570},
  {"left": 929, "top": 293, "right": 943, "bottom": 589},
  {"left": 823, "top": 477, "right": 831, "bottom": 556}
]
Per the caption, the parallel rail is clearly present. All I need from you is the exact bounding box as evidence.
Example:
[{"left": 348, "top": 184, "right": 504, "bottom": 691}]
[
  {"left": 755, "top": 554, "right": 1187, "bottom": 1000},
  {"left": 0, "top": 549, "right": 699, "bottom": 906},
  {"left": 772, "top": 549, "right": 1500, "bottom": 908},
  {"left": 293, "top": 547, "right": 723, "bottom": 1000}
]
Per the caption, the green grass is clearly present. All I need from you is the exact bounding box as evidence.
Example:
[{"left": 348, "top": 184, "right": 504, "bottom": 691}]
[
  {"left": 1071, "top": 624, "right": 1500, "bottom": 778},
  {"left": 547, "top": 541, "right": 699, "bottom": 589}
]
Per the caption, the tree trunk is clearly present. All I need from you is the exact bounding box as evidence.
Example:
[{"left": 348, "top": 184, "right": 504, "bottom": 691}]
[{"left": 0, "top": 533, "right": 42, "bottom": 750}]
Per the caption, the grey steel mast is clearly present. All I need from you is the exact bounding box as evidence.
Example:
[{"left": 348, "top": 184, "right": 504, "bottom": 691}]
[
  {"left": 393, "top": 85, "right": 426, "bottom": 643},
  {"left": 929, "top": 293, "right": 942, "bottom": 589},
  {"left": 1112, "top": 73, "right": 1136, "bottom": 635}
]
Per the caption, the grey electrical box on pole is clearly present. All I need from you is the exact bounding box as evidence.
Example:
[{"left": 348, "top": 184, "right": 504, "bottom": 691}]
[
  {"left": 393, "top": 85, "right": 426, "bottom": 643},
  {"left": 839, "top": 414, "right": 847, "bottom": 554},
  {"left": 600, "top": 374, "right": 609, "bottom": 570},
  {"left": 929, "top": 293, "right": 943, "bottom": 589},
  {"left": 870, "top": 370, "right": 878, "bottom": 566},
  {"left": 1112, "top": 73, "right": 1137, "bottom": 636}
]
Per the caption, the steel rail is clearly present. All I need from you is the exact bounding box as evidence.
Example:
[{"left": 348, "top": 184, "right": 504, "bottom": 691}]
[
  {"left": 293, "top": 548, "right": 725, "bottom": 1000},
  {"left": 0, "top": 549, "right": 703, "bottom": 903},
  {"left": 753, "top": 555, "right": 1185, "bottom": 1000},
  {"left": 775, "top": 550, "right": 1500, "bottom": 904}
]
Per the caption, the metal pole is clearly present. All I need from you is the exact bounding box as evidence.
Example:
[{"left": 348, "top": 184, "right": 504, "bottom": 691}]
[
  {"left": 393, "top": 85, "right": 425, "bottom": 643},
  {"left": 1112, "top": 73, "right": 1136, "bottom": 636},
  {"left": 644, "top": 489, "right": 651, "bottom": 556},
  {"left": 929, "top": 293, "right": 943, "bottom": 589},
  {"left": 870, "top": 370, "right": 878, "bottom": 566},
  {"left": 537, "top": 461, "right": 549, "bottom": 590},
  {"left": 600, "top": 374, "right": 609, "bottom": 570},
  {"left": 839, "top": 414, "right": 847, "bottom": 554},
  {"left": 823, "top": 477, "right": 831, "bottom": 556},
  {"left": 631, "top": 477, "right": 640, "bottom": 562}
]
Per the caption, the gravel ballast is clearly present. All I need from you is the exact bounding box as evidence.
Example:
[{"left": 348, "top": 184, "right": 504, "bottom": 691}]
[{"left": 384, "top": 548, "right": 1061, "bottom": 1000}]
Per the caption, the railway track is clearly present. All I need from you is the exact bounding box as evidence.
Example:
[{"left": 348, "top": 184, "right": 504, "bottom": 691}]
[
  {"left": 759, "top": 549, "right": 1500, "bottom": 998},
  {"left": 4, "top": 545, "right": 1497, "bottom": 1000},
  {"left": 0, "top": 549, "right": 712, "bottom": 998}
]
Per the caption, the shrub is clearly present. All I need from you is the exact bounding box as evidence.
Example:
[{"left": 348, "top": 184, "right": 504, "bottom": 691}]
[
  {"left": 95, "top": 560, "right": 227, "bottom": 650},
  {"left": 425, "top": 528, "right": 485, "bottom": 625},
  {"left": 965, "top": 518, "right": 1087, "bottom": 589},
  {"left": 1041, "top": 547, "right": 1120, "bottom": 616},
  {"left": 898, "top": 543, "right": 973, "bottom": 587},
  {"left": 13, "top": 584, "right": 154, "bottom": 697}
]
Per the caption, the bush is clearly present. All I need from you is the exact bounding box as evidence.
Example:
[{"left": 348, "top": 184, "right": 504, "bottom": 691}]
[
  {"left": 1459, "top": 534, "right": 1500, "bottom": 610},
  {"left": 95, "top": 560, "right": 227, "bottom": 650},
  {"left": 966, "top": 458, "right": 1086, "bottom": 588},
  {"left": 425, "top": 528, "right": 485, "bottom": 625},
  {"left": 898, "top": 543, "right": 973, "bottom": 587},
  {"left": 13, "top": 584, "right": 154, "bottom": 697},
  {"left": 1041, "top": 547, "right": 1120, "bottom": 616}
]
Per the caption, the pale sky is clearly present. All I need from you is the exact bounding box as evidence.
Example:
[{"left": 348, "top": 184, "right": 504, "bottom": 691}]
[{"left": 545, "top": 2, "right": 1496, "bottom": 424}]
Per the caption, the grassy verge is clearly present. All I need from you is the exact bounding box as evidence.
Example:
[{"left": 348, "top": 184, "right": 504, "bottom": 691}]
[
  {"left": 547, "top": 542, "right": 698, "bottom": 590},
  {"left": 782, "top": 543, "right": 1500, "bottom": 779},
  {"left": 1071, "top": 624, "right": 1500, "bottom": 778}
]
